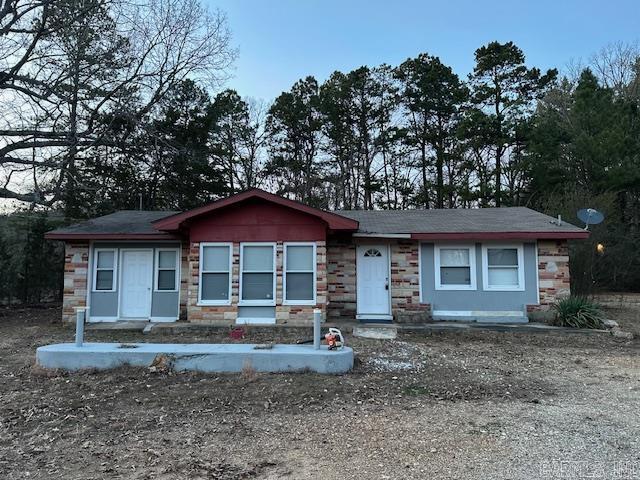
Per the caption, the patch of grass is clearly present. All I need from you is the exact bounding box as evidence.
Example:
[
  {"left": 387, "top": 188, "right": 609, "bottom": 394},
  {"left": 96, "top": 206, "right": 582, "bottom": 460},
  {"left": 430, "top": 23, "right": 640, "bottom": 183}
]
[
  {"left": 552, "top": 296, "right": 604, "bottom": 329},
  {"left": 403, "top": 384, "right": 430, "bottom": 396}
]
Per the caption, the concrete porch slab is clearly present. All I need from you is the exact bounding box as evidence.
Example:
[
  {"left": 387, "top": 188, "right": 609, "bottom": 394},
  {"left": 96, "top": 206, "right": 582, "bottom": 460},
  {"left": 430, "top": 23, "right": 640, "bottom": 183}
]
[
  {"left": 397, "top": 322, "right": 609, "bottom": 335},
  {"left": 86, "top": 321, "right": 149, "bottom": 332},
  {"left": 79, "top": 320, "right": 608, "bottom": 336},
  {"left": 36, "top": 343, "right": 354, "bottom": 374}
]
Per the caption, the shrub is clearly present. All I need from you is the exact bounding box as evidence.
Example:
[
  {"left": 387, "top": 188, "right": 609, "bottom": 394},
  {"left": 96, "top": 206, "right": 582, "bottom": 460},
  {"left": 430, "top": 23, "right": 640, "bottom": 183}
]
[{"left": 552, "top": 296, "right": 604, "bottom": 329}]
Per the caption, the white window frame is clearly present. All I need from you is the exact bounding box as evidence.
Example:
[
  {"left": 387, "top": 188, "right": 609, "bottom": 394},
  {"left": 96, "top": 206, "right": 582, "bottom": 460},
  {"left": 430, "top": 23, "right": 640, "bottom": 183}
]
[
  {"left": 239, "top": 242, "right": 276, "bottom": 306},
  {"left": 434, "top": 244, "right": 477, "bottom": 291},
  {"left": 198, "top": 242, "right": 233, "bottom": 306},
  {"left": 283, "top": 242, "right": 317, "bottom": 306},
  {"left": 482, "top": 243, "right": 525, "bottom": 292},
  {"left": 154, "top": 248, "right": 180, "bottom": 293},
  {"left": 92, "top": 248, "right": 118, "bottom": 292}
]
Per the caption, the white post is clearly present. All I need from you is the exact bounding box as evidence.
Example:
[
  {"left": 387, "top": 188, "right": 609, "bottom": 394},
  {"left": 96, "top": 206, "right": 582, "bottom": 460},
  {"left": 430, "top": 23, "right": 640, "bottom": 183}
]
[
  {"left": 313, "top": 309, "right": 321, "bottom": 350},
  {"left": 75, "top": 307, "right": 86, "bottom": 347}
]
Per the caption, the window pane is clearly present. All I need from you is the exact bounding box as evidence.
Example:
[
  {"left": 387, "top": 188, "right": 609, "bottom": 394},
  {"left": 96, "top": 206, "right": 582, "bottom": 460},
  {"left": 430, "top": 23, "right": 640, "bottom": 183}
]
[
  {"left": 440, "top": 248, "right": 469, "bottom": 267},
  {"left": 201, "top": 273, "right": 229, "bottom": 300},
  {"left": 158, "top": 250, "right": 176, "bottom": 269},
  {"left": 488, "top": 267, "right": 519, "bottom": 286},
  {"left": 243, "top": 246, "right": 273, "bottom": 271},
  {"left": 488, "top": 248, "right": 518, "bottom": 266},
  {"left": 242, "top": 273, "right": 274, "bottom": 300},
  {"left": 96, "top": 270, "right": 113, "bottom": 290},
  {"left": 202, "top": 246, "right": 229, "bottom": 272},
  {"left": 97, "top": 251, "right": 114, "bottom": 269},
  {"left": 440, "top": 266, "right": 471, "bottom": 285},
  {"left": 286, "top": 272, "right": 314, "bottom": 300},
  {"left": 157, "top": 269, "right": 176, "bottom": 290},
  {"left": 286, "top": 245, "right": 313, "bottom": 271}
]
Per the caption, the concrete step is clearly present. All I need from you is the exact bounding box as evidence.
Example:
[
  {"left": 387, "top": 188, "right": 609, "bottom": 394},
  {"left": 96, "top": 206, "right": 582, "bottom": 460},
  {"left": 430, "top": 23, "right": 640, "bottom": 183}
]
[
  {"left": 352, "top": 325, "right": 398, "bottom": 339},
  {"left": 432, "top": 310, "right": 528, "bottom": 324}
]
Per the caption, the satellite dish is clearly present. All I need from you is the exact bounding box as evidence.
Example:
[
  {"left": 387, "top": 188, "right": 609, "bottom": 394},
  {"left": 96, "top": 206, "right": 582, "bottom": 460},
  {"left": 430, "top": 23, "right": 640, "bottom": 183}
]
[{"left": 577, "top": 208, "right": 604, "bottom": 230}]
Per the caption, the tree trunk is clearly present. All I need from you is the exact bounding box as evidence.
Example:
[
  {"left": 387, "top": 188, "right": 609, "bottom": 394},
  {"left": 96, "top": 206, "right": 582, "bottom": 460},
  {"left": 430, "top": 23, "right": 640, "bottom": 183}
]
[{"left": 421, "top": 142, "right": 429, "bottom": 208}]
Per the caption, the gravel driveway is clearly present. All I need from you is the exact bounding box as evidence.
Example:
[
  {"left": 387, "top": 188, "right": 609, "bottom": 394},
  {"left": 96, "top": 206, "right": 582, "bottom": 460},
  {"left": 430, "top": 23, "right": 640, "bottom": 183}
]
[{"left": 1, "top": 307, "right": 638, "bottom": 479}]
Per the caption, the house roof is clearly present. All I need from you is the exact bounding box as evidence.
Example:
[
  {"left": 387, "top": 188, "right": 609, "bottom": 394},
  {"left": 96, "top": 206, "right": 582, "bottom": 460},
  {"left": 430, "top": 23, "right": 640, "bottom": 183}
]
[
  {"left": 45, "top": 191, "right": 588, "bottom": 241},
  {"left": 152, "top": 188, "right": 359, "bottom": 231},
  {"left": 335, "top": 207, "right": 588, "bottom": 240},
  {"left": 44, "top": 211, "right": 179, "bottom": 240}
]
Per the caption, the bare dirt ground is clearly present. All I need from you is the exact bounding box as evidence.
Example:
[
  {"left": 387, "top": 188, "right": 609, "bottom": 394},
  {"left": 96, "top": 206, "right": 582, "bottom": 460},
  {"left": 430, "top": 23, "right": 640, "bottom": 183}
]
[{"left": 1, "top": 307, "right": 639, "bottom": 480}]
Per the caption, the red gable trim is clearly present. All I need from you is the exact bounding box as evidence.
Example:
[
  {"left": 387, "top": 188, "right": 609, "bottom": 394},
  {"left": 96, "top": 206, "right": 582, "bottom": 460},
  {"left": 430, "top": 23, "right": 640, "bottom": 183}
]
[
  {"left": 152, "top": 188, "right": 359, "bottom": 231},
  {"left": 44, "top": 233, "right": 180, "bottom": 240},
  {"left": 411, "top": 231, "right": 589, "bottom": 240}
]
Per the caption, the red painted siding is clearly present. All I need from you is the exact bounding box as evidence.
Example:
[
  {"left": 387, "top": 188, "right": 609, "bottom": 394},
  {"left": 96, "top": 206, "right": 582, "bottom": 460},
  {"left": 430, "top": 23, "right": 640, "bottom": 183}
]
[{"left": 188, "top": 200, "right": 328, "bottom": 242}]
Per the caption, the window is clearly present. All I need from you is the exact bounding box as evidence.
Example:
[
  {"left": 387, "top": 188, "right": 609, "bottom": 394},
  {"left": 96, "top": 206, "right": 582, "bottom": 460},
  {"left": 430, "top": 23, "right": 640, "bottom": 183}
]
[
  {"left": 434, "top": 245, "right": 476, "bottom": 290},
  {"left": 284, "top": 243, "right": 316, "bottom": 304},
  {"left": 155, "top": 249, "right": 179, "bottom": 291},
  {"left": 364, "top": 248, "right": 382, "bottom": 257},
  {"left": 240, "top": 243, "right": 276, "bottom": 305},
  {"left": 199, "top": 243, "right": 232, "bottom": 304},
  {"left": 93, "top": 249, "right": 117, "bottom": 291},
  {"left": 482, "top": 245, "right": 525, "bottom": 291}
]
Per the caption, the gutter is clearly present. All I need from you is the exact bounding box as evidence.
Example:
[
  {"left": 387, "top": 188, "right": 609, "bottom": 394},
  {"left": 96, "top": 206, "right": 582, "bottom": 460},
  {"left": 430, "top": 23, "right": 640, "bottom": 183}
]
[
  {"left": 44, "top": 233, "right": 181, "bottom": 241},
  {"left": 352, "top": 233, "right": 412, "bottom": 239},
  {"left": 410, "top": 231, "right": 589, "bottom": 240}
]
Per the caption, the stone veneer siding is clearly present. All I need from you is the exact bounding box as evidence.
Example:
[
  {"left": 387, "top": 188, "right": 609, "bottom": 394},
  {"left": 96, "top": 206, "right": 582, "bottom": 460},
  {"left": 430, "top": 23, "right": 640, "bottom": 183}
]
[
  {"left": 327, "top": 238, "right": 357, "bottom": 321},
  {"left": 62, "top": 242, "right": 89, "bottom": 323},
  {"left": 327, "top": 238, "right": 430, "bottom": 322},
  {"left": 390, "top": 241, "right": 431, "bottom": 322},
  {"left": 187, "top": 241, "right": 327, "bottom": 325},
  {"left": 527, "top": 240, "right": 570, "bottom": 316}
]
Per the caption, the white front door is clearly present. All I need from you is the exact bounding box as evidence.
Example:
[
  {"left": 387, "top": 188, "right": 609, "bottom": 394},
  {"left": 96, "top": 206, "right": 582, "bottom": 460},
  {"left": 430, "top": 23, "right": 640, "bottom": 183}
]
[
  {"left": 119, "top": 250, "right": 153, "bottom": 319},
  {"left": 356, "top": 245, "right": 391, "bottom": 318}
]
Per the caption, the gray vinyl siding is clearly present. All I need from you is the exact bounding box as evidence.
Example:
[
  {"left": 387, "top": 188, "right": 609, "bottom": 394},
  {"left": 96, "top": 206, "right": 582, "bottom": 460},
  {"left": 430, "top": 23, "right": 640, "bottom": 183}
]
[
  {"left": 151, "top": 292, "right": 180, "bottom": 318},
  {"left": 420, "top": 242, "right": 538, "bottom": 312},
  {"left": 89, "top": 242, "right": 181, "bottom": 320},
  {"left": 90, "top": 292, "right": 118, "bottom": 317}
]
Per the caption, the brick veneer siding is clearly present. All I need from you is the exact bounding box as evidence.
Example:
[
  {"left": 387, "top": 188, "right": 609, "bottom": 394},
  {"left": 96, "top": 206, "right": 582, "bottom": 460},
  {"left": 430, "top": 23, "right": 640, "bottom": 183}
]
[
  {"left": 390, "top": 241, "right": 431, "bottom": 323},
  {"left": 327, "top": 238, "right": 431, "bottom": 323},
  {"left": 187, "top": 241, "right": 327, "bottom": 325},
  {"left": 327, "top": 238, "right": 357, "bottom": 321},
  {"left": 62, "top": 242, "right": 89, "bottom": 323},
  {"left": 527, "top": 240, "right": 571, "bottom": 316}
]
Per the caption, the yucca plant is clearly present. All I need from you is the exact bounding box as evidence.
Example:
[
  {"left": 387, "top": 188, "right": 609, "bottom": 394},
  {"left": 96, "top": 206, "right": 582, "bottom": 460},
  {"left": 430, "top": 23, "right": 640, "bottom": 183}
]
[{"left": 552, "top": 296, "right": 604, "bottom": 329}]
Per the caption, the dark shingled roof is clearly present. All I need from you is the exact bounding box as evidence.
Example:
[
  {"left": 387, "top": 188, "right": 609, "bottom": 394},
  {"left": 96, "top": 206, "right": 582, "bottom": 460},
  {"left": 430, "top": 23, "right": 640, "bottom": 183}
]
[
  {"left": 334, "top": 207, "right": 585, "bottom": 235},
  {"left": 46, "top": 211, "right": 178, "bottom": 238},
  {"left": 45, "top": 205, "right": 587, "bottom": 240}
]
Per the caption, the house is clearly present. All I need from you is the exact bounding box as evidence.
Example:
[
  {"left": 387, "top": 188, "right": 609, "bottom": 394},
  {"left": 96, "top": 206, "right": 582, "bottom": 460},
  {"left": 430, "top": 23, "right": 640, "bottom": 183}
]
[{"left": 45, "top": 188, "right": 588, "bottom": 325}]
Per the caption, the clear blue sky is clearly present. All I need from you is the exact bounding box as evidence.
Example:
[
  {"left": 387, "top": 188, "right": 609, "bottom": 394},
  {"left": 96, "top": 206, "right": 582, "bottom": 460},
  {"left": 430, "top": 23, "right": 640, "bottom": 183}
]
[{"left": 210, "top": 0, "right": 639, "bottom": 101}]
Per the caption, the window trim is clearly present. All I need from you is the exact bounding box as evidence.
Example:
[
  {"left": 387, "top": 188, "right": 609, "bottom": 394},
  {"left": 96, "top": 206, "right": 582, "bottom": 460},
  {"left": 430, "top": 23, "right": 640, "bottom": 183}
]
[
  {"left": 92, "top": 248, "right": 118, "bottom": 292},
  {"left": 198, "top": 242, "right": 233, "bottom": 306},
  {"left": 239, "top": 242, "right": 276, "bottom": 306},
  {"left": 434, "top": 244, "right": 477, "bottom": 291},
  {"left": 154, "top": 248, "right": 180, "bottom": 293},
  {"left": 283, "top": 242, "right": 317, "bottom": 306},
  {"left": 482, "top": 243, "right": 525, "bottom": 292}
]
